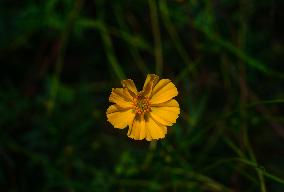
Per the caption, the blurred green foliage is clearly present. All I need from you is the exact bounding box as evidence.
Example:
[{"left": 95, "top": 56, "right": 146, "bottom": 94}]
[{"left": 0, "top": 0, "right": 284, "bottom": 191}]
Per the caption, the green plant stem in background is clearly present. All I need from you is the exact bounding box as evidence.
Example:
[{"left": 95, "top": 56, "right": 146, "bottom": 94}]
[
  {"left": 159, "top": 0, "right": 196, "bottom": 83},
  {"left": 97, "top": 1, "right": 126, "bottom": 81},
  {"left": 143, "top": 140, "right": 157, "bottom": 169},
  {"left": 48, "top": 0, "right": 83, "bottom": 113},
  {"left": 202, "top": 157, "right": 284, "bottom": 186},
  {"left": 77, "top": 18, "right": 152, "bottom": 52},
  {"left": 114, "top": 7, "right": 150, "bottom": 75},
  {"left": 237, "top": 3, "right": 266, "bottom": 189},
  {"left": 194, "top": 24, "right": 284, "bottom": 80},
  {"left": 149, "top": 0, "right": 163, "bottom": 76},
  {"left": 99, "top": 24, "right": 126, "bottom": 80}
]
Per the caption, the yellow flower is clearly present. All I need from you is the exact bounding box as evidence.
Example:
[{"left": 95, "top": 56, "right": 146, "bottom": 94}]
[{"left": 106, "top": 74, "right": 180, "bottom": 141}]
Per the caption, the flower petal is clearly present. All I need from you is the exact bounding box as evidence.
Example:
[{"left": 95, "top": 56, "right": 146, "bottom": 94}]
[
  {"left": 142, "top": 74, "right": 159, "bottom": 97},
  {"left": 150, "top": 99, "right": 180, "bottom": 126},
  {"left": 121, "top": 79, "right": 138, "bottom": 96},
  {"left": 128, "top": 115, "right": 146, "bottom": 140},
  {"left": 109, "top": 88, "right": 133, "bottom": 108},
  {"left": 144, "top": 114, "right": 167, "bottom": 140},
  {"left": 145, "top": 129, "right": 153, "bottom": 141},
  {"left": 150, "top": 79, "right": 178, "bottom": 104},
  {"left": 106, "top": 105, "right": 135, "bottom": 129}
]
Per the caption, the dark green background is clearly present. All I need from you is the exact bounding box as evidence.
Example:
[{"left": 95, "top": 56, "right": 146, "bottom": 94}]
[{"left": 0, "top": 0, "right": 284, "bottom": 191}]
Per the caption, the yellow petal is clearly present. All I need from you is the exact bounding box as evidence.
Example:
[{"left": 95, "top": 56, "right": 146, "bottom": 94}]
[
  {"left": 150, "top": 99, "right": 180, "bottom": 126},
  {"left": 106, "top": 105, "right": 135, "bottom": 129},
  {"left": 144, "top": 115, "right": 167, "bottom": 140},
  {"left": 128, "top": 115, "right": 146, "bottom": 140},
  {"left": 150, "top": 79, "right": 178, "bottom": 104},
  {"left": 145, "top": 129, "right": 153, "bottom": 141},
  {"left": 109, "top": 88, "right": 133, "bottom": 108},
  {"left": 142, "top": 74, "right": 159, "bottom": 97},
  {"left": 121, "top": 79, "right": 138, "bottom": 96}
]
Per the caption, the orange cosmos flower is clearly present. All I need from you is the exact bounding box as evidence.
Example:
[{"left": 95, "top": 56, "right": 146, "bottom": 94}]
[{"left": 106, "top": 74, "right": 180, "bottom": 141}]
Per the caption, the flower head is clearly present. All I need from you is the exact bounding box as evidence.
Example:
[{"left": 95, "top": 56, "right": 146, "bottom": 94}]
[{"left": 106, "top": 74, "right": 180, "bottom": 141}]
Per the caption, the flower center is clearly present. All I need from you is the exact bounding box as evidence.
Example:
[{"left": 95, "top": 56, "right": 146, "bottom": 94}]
[{"left": 133, "top": 93, "right": 150, "bottom": 114}]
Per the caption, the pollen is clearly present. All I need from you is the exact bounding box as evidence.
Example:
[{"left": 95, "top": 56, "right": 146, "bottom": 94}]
[{"left": 133, "top": 92, "right": 150, "bottom": 114}]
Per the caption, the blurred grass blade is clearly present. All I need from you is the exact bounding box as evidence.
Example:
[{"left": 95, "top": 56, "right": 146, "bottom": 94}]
[
  {"left": 99, "top": 24, "right": 126, "bottom": 80},
  {"left": 159, "top": 0, "right": 197, "bottom": 83},
  {"left": 149, "top": 0, "right": 163, "bottom": 75}
]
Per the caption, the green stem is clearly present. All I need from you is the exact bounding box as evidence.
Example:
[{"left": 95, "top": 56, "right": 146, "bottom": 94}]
[{"left": 149, "top": 0, "right": 163, "bottom": 75}]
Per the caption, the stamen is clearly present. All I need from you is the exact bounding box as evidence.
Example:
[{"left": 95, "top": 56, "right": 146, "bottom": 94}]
[{"left": 132, "top": 92, "right": 150, "bottom": 115}]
